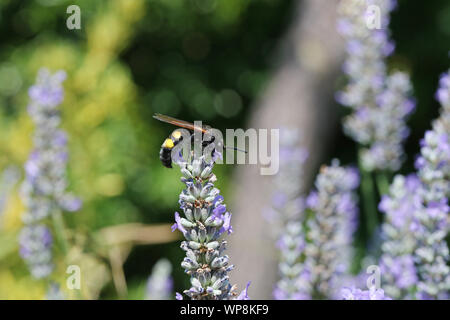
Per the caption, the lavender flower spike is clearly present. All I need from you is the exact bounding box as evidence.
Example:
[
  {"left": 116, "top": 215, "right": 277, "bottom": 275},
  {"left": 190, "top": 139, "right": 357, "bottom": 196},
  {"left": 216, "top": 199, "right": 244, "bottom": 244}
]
[
  {"left": 416, "top": 71, "right": 450, "bottom": 201},
  {"left": 413, "top": 70, "right": 450, "bottom": 299},
  {"left": 273, "top": 222, "right": 309, "bottom": 300},
  {"left": 172, "top": 153, "right": 246, "bottom": 300},
  {"left": 303, "top": 160, "right": 359, "bottom": 299},
  {"left": 337, "top": 0, "right": 415, "bottom": 171},
  {"left": 19, "top": 224, "right": 54, "bottom": 279},
  {"left": 269, "top": 128, "right": 309, "bottom": 300},
  {"left": 46, "top": 282, "right": 66, "bottom": 300},
  {"left": 19, "top": 68, "right": 81, "bottom": 279},
  {"left": 146, "top": 258, "right": 173, "bottom": 300},
  {"left": 378, "top": 174, "right": 420, "bottom": 299}
]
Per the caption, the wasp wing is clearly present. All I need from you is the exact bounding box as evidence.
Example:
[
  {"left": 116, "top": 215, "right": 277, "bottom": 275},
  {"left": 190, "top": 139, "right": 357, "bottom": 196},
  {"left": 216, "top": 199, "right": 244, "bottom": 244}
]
[{"left": 153, "top": 113, "right": 206, "bottom": 133}]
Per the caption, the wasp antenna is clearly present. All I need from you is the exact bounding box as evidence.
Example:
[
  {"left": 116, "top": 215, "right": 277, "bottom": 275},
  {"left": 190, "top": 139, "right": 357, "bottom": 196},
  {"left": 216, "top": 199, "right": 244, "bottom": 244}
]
[{"left": 224, "top": 146, "right": 247, "bottom": 153}]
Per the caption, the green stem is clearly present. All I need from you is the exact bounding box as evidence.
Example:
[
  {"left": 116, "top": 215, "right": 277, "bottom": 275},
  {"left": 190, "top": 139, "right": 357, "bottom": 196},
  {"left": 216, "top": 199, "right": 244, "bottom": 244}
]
[
  {"left": 358, "top": 156, "right": 379, "bottom": 238},
  {"left": 51, "top": 211, "right": 85, "bottom": 300},
  {"left": 375, "top": 172, "right": 390, "bottom": 196},
  {"left": 51, "top": 209, "right": 69, "bottom": 256}
]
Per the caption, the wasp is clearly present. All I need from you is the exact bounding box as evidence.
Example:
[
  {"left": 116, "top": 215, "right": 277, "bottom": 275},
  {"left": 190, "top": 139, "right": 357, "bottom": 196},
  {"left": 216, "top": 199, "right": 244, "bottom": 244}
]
[{"left": 153, "top": 113, "right": 245, "bottom": 168}]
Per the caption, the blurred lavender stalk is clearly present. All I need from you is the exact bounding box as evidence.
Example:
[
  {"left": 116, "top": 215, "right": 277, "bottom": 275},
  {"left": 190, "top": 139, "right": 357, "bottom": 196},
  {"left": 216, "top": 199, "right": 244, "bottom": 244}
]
[
  {"left": 272, "top": 161, "right": 360, "bottom": 299},
  {"left": 146, "top": 258, "right": 173, "bottom": 300},
  {"left": 19, "top": 68, "right": 81, "bottom": 279},
  {"left": 378, "top": 174, "right": 419, "bottom": 299},
  {"left": 46, "top": 282, "right": 66, "bottom": 300},
  {"left": 412, "top": 71, "right": 450, "bottom": 299},
  {"left": 377, "top": 70, "right": 450, "bottom": 300},
  {"left": 268, "top": 128, "right": 309, "bottom": 300},
  {"left": 171, "top": 153, "right": 249, "bottom": 300},
  {"left": 337, "top": 0, "right": 415, "bottom": 172},
  {"left": 416, "top": 71, "right": 450, "bottom": 202},
  {"left": 303, "top": 161, "right": 360, "bottom": 299}
]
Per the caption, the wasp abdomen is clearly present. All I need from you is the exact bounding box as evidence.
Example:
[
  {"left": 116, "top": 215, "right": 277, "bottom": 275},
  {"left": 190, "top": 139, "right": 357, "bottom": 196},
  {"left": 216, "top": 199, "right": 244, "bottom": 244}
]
[
  {"left": 160, "top": 147, "right": 173, "bottom": 168},
  {"left": 159, "top": 130, "right": 184, "bottom": 168}
]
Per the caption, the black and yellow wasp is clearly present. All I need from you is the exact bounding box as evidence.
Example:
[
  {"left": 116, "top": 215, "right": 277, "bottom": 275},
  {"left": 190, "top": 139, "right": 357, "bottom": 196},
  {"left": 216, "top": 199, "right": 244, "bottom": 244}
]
[{"left": 153, "top": 113, "right": 245, "bottom": 168}]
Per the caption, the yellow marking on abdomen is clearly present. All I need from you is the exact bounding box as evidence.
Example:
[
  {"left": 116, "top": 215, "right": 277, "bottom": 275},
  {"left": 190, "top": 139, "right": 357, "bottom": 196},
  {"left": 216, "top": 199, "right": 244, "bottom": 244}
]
[{"left": 162, "top": 138, "right": 174, "bottom": 149}]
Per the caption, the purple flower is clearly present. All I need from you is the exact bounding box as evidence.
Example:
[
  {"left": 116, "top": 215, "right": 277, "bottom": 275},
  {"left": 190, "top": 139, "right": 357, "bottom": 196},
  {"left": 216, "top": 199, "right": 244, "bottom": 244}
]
[
  {"left": 175, "top": 292, "right": 183, "bottom": 300},
  {"left": 381, "top": 255, "right": 417, "bottom": 290},
  {"left": 341, "top": 287, "right": 369, "bottom": 300},
  {"left": 236, "top": 282, "right": 251, "bottom": 300},
  {"left": 337, "top": 0, "right": 414, "bottom": 171},
  {"left": 212, "top": 204, "right": 227, "bottom": 216},
  {"left": 46, "top": 282, "right": 65, "bottom": 300},
  {"left": 341, "top": 287, "right": 391, "bottom": 300},
  {"left": 19, "top": 68, "right": 81, "bottom": 279},
  {"left": 220, "top": 212, "right": 233, "bottom": 235},
  {"left": 19, "top": 224, "right": 54, "bottom": 279},
  {"left": 436, "top": 72, "right": 450, "bottom": 105},
  {"left": 171, "top": 212, "right": 186, "bottom": 234},
  {"left": 146, "top": 259, "right": 173, "bottom": 300},
  {"left": 369, "top": 288, "right": 392, "bottom": 300},
  {"left": 378, "top": 70, "right": 450, "bottom": 299},
  {"left": 28, "top": 68, "right": 66, "bottom": 107},
  {"left": 174, "top": 155, "right": 241, "bottom": 300},
  {"left": 378, "top": 174, "right": 420, "bottom": 298},
  {"left": 412, "top": 70, "right": 450, "bottom": 299},
  {"left": 306, "top": 192, "right": 319, "bottom": 209},
  {"left": 59, "top": 194, "right": 82, "bottom": 212},
  {"left": 270, "top": 128, "right": 309, "bottom": 300},
  {"left": 302, "top": 161, "right": 359, "bottom": 299}
]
